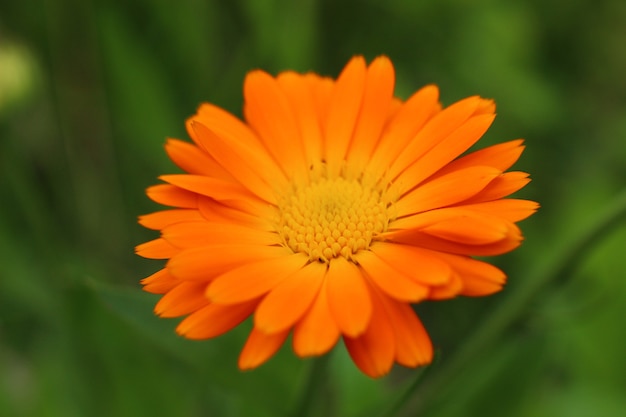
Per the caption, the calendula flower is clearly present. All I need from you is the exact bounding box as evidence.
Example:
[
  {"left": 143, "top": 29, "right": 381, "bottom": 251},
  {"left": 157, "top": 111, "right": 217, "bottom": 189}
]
[{"left": 136, "top": 56, "right": 538, "bottom": 378}]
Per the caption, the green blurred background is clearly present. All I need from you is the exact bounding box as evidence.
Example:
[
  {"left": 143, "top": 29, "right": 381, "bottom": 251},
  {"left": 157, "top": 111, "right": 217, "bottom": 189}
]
[{"left": 1, "top": 0, "right": 625, "bottom": 416}]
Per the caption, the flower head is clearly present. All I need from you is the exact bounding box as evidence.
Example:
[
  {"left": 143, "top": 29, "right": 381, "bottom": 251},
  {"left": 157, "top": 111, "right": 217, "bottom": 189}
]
[{"left": 136, "top": 56, "right": 538, "bottom": 378}]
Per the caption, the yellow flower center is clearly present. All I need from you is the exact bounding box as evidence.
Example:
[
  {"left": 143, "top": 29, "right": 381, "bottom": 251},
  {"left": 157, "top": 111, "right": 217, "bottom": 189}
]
[{"left": 278, "top": 172, "right": 394, "bottom": 262}]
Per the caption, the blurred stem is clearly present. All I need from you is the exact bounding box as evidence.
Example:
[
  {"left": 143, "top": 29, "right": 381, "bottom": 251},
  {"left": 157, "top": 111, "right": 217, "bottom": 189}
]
[
  {"left": 290, "top": 354, "right": 332, "bottom": 417},
  {"left": 376, "top": 353, "right": 438, "bottom": 417},
  {"left": 392, "top": 188, "right": 626, "bottom": 416}
]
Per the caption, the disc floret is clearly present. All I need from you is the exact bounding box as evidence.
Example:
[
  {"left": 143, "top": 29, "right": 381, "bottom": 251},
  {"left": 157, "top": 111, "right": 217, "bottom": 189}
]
[{"left": 278, "top": 173, "right": 392, "bottom": 262}]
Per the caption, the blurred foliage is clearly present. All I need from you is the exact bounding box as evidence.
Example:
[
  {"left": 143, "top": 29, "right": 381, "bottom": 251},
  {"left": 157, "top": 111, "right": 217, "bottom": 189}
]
[{"left": 1, "top": 0, "right": 625, "bottom": 416}]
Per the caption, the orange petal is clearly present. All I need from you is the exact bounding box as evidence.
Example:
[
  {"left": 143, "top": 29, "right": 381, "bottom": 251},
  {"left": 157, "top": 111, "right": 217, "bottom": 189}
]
[
  {"left": 146, "top": 184, "right": 198, "bottom": 208},
  {"left": 388, "top": 96, "right": 485, "bottom": 180},
  {"left": 197, "top": 196, "right": 275, "bottom": 231},
  {"left": 167, "top": 245, "right": 290, "bottom": 281},
  {"left": 419, "top": 211, "right": 511, "bottom": 245},
  {"left": 384, "top": 228, "right": 522, "bottom": 257},
  {"left": 138, "top": 209, "right": 204, "bottom": 231},
  {"left": 355, "top": 250, "right": 429, "bottom": 302},
  {"left": 392, "top": 202, "right": 533, "bottom": 242},
  {"left": 190, "top": 121, "right": 283, "bottom": 203},
  {"left": 326, "top": 257, "right": 372, "bottom": 337},
  {"left": 378, "top": 295, "right": 433, "bottom": 367},
  {"left": 434, "top": 139, "right": 525, "bottom": 177},
  {"left": 154, "top": 281, "right": 209, "bottom": 318},
  {"left": 393, "top": 113, "right": 496, "bottom": 192},
  {"left": 165, "top": 138, "right": 234, "bottom": 181},
  {"left": 207, "top": 253, "right": 308, "bottom": 304},
  {"left": 159, "top": 174, "right": 273, "bottom": 217},
  {"left": 462, "top": 277, "right": 505, "bottom": 296},
  {"left": 428, "top": 272, "right": 464, "bottom": 300},
  {"left": 307, "top": 73, "right": 334, "bottom": 128},
  {"left": 386, "top": 97, "right": 403, "bottom": 119},
  {"left": 188, "top": 103, "right": 261, "bottom": 151},
  {"left": 190, "top": 103, "right": 287, "bottom": 190},
  {"left": 392, "top": 207, "right": 511, "bottom": 244},
  {"left": 238, "top": 327, "right": 290, "bottom": 370},
  {"left": 346, "top": 56, "right": 395, "bottom": 176},
  {"left": 162, "top": 221, "right": 281, "bottom": 248},
  {"left": 460, "top": 199, "right": 540, "bottom": 223},
  {"left": 395, "top": 166, "right": 501, "bottom": 217},
  {"left": 344, "top": 284, "right": 396, "bottom": 378},
  {"left": 367, "top": 85, "right": 440, "bottom": 175},
  {"left": 324, "top": 56, "right": 367, "bottom": 178},
  {"left": 277, "top": 72, "right": 324, "bottom": 165},
  {"left": 475, "top": 98, "right": 496, "bottom": 115},
  {"left": 434, "top": 252, "right": 506, "bottom": 296},
  {"left": 141, "top": 269, "right": 178, "bottom": 294},
  {"left": 463, "top": 172, "right": 531, "bottom": 204},
  {"left": 254, "top": 261, "right": 326, "bottom": 333},
  {"left": 176, "top": 299, "right": 258, "bottom": 339},
  {"left": 158, "top": 174, "right": 245, "bottom": 199},
  {"left": 370, "top": 242, "right": 451, "bottom": 286},
  {"left": 244, "top": 70, "right": 308, "bottom": 182},
  {"left": 135, "top": 238, "right": 180, "bottom": 259},
  {"left": 292, "top": 276, "right": 340, "bottom": 357}
]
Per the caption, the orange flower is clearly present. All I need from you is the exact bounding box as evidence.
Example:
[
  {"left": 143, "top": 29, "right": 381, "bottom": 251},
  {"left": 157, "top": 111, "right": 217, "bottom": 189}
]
[{"left": 136, "top": 56, "right": 538, "bottom": 378}]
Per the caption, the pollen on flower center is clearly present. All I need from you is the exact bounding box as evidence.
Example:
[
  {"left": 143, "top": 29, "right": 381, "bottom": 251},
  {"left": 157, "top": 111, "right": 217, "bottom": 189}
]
[{"left": 278, "top": 174, "right": 393, "bottom": 262}]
